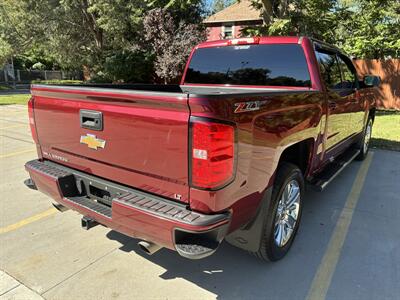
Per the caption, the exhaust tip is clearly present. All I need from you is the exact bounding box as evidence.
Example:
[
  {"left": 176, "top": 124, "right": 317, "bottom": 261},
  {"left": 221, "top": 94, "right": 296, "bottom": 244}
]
[
  {"left": 138, "top": 243, "right": 151, "bottom": 254},
  {"left": 138, "top": 241, "right": 162, "bottom": 255},
  {"left": 24, "top": 178, "right": 37, "bottom": 190}
]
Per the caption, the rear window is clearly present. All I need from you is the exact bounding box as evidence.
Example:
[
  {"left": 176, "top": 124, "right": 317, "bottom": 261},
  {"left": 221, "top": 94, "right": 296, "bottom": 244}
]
[{"left": 184, "top": 44, "right": 311, "bottom": 87}]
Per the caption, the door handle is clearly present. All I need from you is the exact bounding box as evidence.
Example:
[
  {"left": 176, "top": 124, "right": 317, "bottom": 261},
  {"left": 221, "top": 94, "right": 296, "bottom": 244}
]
[
  {"left": 80, "top": 110, "right": 103, "bottom": 131},
  {"left": 328, "top": 101, "right": 337, "bottom": 110}
]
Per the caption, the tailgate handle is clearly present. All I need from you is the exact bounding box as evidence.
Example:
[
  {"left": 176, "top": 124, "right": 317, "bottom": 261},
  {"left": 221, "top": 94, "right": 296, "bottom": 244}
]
[{"left": 80, "top": 110, "right": 103, "bottom": 131}]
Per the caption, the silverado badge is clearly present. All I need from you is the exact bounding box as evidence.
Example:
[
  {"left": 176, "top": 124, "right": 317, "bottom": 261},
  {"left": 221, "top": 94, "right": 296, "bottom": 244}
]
[{"left": 80, "top": 134, "right": 106, "bottom": 150}]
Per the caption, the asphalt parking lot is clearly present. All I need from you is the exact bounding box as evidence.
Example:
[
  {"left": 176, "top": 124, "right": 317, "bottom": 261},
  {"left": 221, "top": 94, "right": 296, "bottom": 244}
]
[{"left": 1, "top": 104, "right": 399, "bottom": 300}]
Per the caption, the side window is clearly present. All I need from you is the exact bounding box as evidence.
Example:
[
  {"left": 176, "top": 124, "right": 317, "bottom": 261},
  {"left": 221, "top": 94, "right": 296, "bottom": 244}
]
[
  {"left": 337, "top": 55, "right": 357, "bottom": 89},
  {"left": 316, "top": 51, "right": 342, "bottom": 89}
]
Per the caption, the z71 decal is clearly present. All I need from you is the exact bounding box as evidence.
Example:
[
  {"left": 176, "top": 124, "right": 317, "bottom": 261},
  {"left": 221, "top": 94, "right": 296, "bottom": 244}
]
[{"left": 234, "top": 100, "right": 268, "bottom": 113}]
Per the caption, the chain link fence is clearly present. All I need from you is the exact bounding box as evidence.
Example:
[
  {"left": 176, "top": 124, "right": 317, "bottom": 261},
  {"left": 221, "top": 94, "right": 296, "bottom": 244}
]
[{"left": 1, "top": 69, "right": 83, "bottom": 84}]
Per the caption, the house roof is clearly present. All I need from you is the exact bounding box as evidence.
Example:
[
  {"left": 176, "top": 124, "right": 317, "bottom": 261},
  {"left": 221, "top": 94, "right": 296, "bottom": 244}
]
[{"left": 204, "top": 0, "right": 263, "bottom": 24}]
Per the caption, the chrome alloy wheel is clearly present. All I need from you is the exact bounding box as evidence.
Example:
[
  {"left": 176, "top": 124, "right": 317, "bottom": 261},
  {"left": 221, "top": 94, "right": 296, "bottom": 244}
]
[
  {"left": 274, "top": 180, "right": 301, "bottom": 247},
  {"left": 364, "top": 120, "right": 372, "bottom": 154}
]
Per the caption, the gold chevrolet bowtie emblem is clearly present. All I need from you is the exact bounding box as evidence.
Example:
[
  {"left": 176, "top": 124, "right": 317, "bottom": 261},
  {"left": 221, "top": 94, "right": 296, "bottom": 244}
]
[{"left": 80, "top": 134, "right": 106, "bottom": 150}]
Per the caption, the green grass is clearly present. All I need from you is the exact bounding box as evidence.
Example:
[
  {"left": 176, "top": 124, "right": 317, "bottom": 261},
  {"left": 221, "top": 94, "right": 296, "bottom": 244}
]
[
  {"left": 0, "top": 93, "right": 398, "bottom": 151},
  {"left": 371, "top": 110, "right": 400, "bottom": 152},
  {"left": 0, "top": 85, "right": 11, "bottom": 90},
  {"left": 0, "top": 94, "right": 31, "bottom": 105}
]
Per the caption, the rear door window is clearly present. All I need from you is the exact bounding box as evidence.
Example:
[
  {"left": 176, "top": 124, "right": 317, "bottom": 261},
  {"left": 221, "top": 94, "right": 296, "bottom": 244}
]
[
  {"left": 315, "top": 51, "right": 342, "bottom": 89},
  {"left": 185, "top": 44, "right": 311, "bottom": 87}
]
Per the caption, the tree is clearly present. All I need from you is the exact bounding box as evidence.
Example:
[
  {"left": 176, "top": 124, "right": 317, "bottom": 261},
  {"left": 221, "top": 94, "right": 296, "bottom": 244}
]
[
  {"left": 24, "top": 0, "right": 148, "bottom": 72},
  {"left": 0, "top": 0, "right": 204, "bottom": 81},
  {"left": 244, "top": 0, "right": 399, "bottom": 58},
  {"left": 0, "top": 39, "right": 12, "bottom": 66},
  {"left": 0, "top": 0, "right": 43, "bottom": 65},
  {"left": 143, "top": 8, "right": 206, "bottom": 83},
  {"left": 335, "top": 0, "right": 400, "bottom": 58},
  {"left": 245, "top": 0, "right": 336, "bottom": 39}
]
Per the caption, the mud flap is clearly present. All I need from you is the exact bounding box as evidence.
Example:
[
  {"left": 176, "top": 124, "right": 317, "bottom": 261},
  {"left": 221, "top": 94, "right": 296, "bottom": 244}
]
[{"left": 225, "top": 187, "right": 272, "bottom": 252}]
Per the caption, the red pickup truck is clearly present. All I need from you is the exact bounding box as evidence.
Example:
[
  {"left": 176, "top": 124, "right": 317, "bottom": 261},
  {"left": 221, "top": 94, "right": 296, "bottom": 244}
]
[{"left": 25, "top": 36, "right": 379, "bottom": 261}]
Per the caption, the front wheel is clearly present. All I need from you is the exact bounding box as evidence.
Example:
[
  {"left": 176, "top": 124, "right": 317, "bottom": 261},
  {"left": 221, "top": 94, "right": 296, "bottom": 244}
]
[
  {"left": 253, "top": 162, "right": 304, "bottom": 261},
  {"left": 356, "top": 117, "right": 373, "bottom": 161}
]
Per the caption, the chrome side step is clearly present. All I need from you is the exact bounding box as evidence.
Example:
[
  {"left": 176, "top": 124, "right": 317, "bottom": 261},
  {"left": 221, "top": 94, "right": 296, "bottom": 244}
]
[{"left": 308, "top": 149, "right": 360, "bottom": 192}]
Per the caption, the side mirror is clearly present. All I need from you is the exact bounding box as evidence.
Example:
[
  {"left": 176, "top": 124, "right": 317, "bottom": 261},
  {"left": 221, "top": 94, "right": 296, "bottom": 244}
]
[{"left": 363, "top": 75, "right": 381, "bottom": 87}]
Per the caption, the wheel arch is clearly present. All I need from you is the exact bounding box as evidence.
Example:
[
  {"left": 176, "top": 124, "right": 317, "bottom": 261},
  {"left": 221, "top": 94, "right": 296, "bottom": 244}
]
[{"left": 278, "top": 138, "right": 315, "bottom": 176}]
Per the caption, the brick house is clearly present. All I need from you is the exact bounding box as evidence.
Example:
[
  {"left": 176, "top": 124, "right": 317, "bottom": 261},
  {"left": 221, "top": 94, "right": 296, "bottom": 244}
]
[{"left": 204, "top": 0, "right": 263, "bottom": 41}]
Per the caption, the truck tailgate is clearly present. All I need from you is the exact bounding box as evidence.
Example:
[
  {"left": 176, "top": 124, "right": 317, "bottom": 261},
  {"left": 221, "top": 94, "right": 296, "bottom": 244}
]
[{"left": 31, "top": 85, "right": 190, "bottom": 202}]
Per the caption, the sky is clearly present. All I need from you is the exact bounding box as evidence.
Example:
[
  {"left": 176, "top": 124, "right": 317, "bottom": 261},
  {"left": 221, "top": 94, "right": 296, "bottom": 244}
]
[
  {"left": 204, "top": 0, "right": 237, "bottom": 12},
  {"left": 204, "top": 0, "right": 213, "bottom": 11}
]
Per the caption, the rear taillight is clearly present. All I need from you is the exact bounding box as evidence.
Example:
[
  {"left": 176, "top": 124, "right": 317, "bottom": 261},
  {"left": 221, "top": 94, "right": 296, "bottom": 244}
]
[
  {"left": 28, "top": 97, "right": 38, "bottom": 144},
  {"left": 190, "top": 118, "right": 236, "bottom": 189}
]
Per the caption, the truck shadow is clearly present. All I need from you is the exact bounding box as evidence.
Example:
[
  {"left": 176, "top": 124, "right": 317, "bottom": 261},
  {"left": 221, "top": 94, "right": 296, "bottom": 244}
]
[{"left": 105, "top": 161, "right": 361, "bottom": 299}]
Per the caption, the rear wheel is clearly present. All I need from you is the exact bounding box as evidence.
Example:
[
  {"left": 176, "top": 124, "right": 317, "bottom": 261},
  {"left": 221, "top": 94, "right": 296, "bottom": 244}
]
[
  {"left": 356, "top": 117, "right": 373, "bottom": 161},
  {"left": 253, "top": 162, "right": 304, "bottom": 261}
]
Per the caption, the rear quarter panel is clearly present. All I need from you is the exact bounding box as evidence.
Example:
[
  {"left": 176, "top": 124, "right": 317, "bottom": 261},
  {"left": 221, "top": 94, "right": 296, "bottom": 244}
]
[{"left": 188, "top": 90, "right": 325, "bottom": 231}]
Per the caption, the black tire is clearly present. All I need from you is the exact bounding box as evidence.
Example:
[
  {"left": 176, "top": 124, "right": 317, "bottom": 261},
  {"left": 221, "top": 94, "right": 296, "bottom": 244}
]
[
  {"left": 253, "top": 162, "right": 304, "bottom": 261},
  {"left": 355, "top": 117, "right": 373, "bottom": 161}
]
